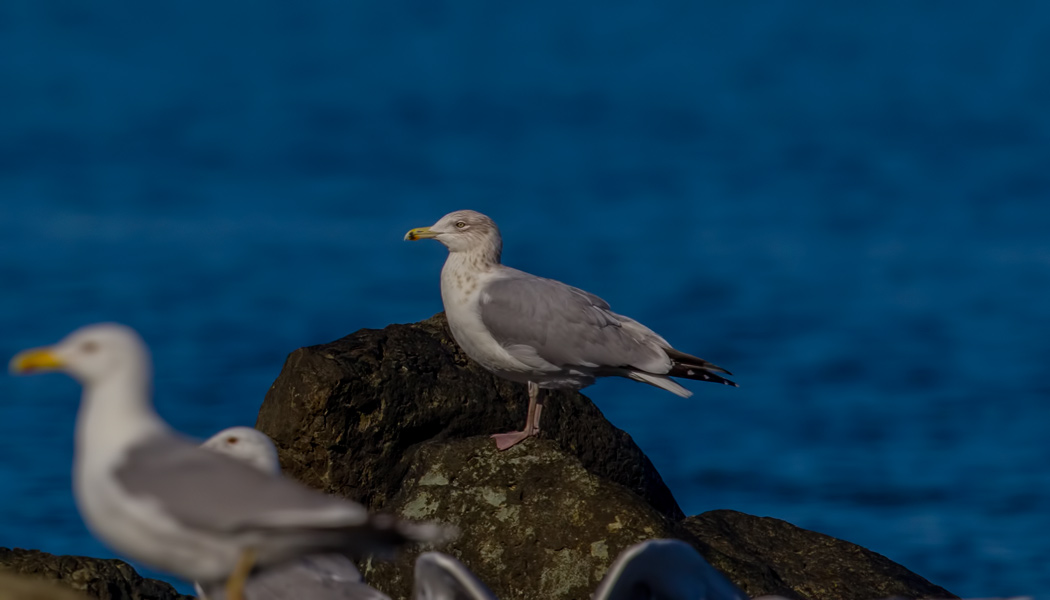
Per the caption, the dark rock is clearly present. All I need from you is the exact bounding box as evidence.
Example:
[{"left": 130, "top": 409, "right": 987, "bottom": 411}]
[
  {"left": 0, "top": 571, "right": 87, "bottom": 600},
  {"left": 255, "top": 313, "right": 684, "bottom": 520},
  {"left": 256, "top": 315, "right": 955, "bottom": 600},
  {"left": 0, "top": 548, "right": 190, "bottom": 600},
  {"left": 362, "top": 437, "right": 684, "bottom": 600},
  {"left": 682, "top": 510, "right": 957, "bottom": 600}
]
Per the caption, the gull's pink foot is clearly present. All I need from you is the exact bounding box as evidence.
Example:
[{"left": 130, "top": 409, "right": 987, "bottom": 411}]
[{"left": 491, "top": 430, "right": 531, "bottom": 451}]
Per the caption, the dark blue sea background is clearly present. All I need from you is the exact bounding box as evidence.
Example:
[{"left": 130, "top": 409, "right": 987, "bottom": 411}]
[{"left": 2, "top": 1, "right": 1048, "bottom": 596}]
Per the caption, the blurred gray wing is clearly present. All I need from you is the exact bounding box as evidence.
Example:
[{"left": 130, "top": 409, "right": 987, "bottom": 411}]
[
  {"left": 593, "top": 539, "right": 748, "bottom": 600},
  {"left": 413, "top": 552, "right": 498, "bottom": 600},
  {"left": 479, "top": 274, "right": 668, "bottom": 372},
  {"left": 198, "top": 554, "right": 392, "bottom": 600},
  {"left": 115, "top": 435, "right": 371, "bottom": 533}
]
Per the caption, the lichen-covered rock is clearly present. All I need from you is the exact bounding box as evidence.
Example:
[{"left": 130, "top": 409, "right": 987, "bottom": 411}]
[
  {"left": 362, "top": 437, "right": 684, "bottom": 600},
  {"left": 255, "top": 313, "right": 683, "bottom": 520},
  {"left": 0, "top": 548, "right": 190, "bottom": 600},
  {"left": 256, "top": 316, "right": 955, "bottom": 600},
  {"left": 683, "top": 510, "right": 956, "bottom": 600}
]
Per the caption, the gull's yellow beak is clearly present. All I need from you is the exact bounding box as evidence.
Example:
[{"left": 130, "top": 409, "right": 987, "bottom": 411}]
[
  {"left": 404, "top": 226, "right": 438, "bottom": 241},
  {"left": 10, "top": 348, "right": 64, "bottom": 375}
]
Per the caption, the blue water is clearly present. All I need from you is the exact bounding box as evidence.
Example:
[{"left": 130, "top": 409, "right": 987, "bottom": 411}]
[{"left": 2, "top": 1, "right": 1049, "bottom": 596}]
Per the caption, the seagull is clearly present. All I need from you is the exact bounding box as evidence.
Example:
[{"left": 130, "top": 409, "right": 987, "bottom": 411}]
[
  {"left": 405, "top": 210, "right": 737, "bottom": 450},
  {"left": 196, "top": 427, "right": 392, "bottom": 600},
  {"left": 201, "top": 426, "right": 281, "bottom": 476},
  {"left": 9, "top": 324, "right": 450, "bottom": 600},
  {"left": 410, "top": 539, "right": 747, "bottom": 600}
]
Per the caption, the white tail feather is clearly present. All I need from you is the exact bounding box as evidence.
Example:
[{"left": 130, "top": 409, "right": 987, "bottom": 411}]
[{"left": 627, "top": 372, "right": 693, "bottom": 398}]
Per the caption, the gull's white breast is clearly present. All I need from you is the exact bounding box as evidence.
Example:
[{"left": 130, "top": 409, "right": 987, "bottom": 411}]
[
  {"left": 440, "top": 257, "right": 588, "bottom": 388},
  {"left": 73, "top": 408, "right": 240, "bottom": 583}
]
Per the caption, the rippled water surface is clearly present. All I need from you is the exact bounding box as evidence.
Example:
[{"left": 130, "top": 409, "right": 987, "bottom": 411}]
[{"left": 1, "top": 1, "right": 1049, "bottom": 595}]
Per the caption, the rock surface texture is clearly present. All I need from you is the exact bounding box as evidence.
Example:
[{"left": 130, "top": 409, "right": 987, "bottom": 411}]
[
  {"left": 683, "top": 511, "right": 955, "bottom": 600},
  {"left": 256, "top": 314, "right": 956, "bottom": 600},
  {"left": 364, "top": 437, "right": 686, "bottom": 600},
  {"left": 0, "top": 549, "right": 189, "bottom": 600}
]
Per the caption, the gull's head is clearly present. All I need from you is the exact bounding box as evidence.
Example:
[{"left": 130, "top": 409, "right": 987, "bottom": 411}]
[
  {"left": 10, "top": 323, "right": 150, "bottom": 385},
  {"left": 404, "top": 210, "right": 502, "bottom": 257},
  {"left": 201, "top": 426, "right": 281, "bottom": 476}
]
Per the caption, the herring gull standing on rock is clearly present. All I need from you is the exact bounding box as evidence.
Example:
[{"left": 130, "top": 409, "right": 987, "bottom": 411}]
[
  {"left": 405, "top": 210, "right": 737, "bottom": 450},
  {"left": 196, "top": 427, "right": 392, "bottom": 600},
  {"left": 9, "top": 324, "right": 450, "bottom": 600}
]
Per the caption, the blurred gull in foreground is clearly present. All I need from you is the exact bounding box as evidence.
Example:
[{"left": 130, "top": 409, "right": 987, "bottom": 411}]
[
  {"left": 201, "top": 426, "right": 281, "bottom": 476},
  {"left": 9, "top": 324, "right": 450, "bottom": 600},
  {"left": 406, "top": 210, "right": 737, "bottom": 450},
  {"left": 196, "top": 426, "right": 392, "bottom": 600}
]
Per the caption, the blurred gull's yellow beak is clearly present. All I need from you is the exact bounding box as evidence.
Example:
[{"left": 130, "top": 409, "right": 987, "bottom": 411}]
[
  {"left": 404, "top": 226, "right": 438, "bottom": 241},
  {"left": 10, "top": 348, "right": 63, "bottom": 375}
]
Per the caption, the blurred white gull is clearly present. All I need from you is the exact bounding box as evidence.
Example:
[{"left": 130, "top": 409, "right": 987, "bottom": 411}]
[
  {"left": 9, "top": 324, "right": 450, "bottom": 600},
  {"left": 196, "top": 426, "right": 392, "bottom": 600},
  {"left": 406, "top": 210, "right": 737, "bottom": 450},
  {"left": 201, "top": 426, "right": 281, "bottom": 476}
]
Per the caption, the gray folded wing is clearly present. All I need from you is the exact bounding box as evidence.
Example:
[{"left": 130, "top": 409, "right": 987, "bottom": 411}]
[
  {"left": 593, "top": 539, "right": 748, "bottom": 600},
  {"left": 115, "top": 434, "right": 372, "bottom": 533},
  {"left": 413, "top": 552, "right": 498, "bottom": 600},
  {"left": 479, "top": 273, "right": 669, "bottom": 373}
]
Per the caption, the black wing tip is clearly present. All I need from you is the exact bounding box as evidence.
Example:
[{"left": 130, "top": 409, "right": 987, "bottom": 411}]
[
  {"left": 673, "top": 366, "right": 738, "bottom": 387},
  {"left": 665, "top": 348, "right": 733, "bottom": 375}
]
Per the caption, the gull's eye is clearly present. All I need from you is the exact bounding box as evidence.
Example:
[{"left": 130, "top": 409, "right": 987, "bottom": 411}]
[
  {"left": 226, "top": 436, "right": 239, "bottom": 445},
  {"left": 81, "top": 341, "right": 99, "bottom": 354},
  {"left": 455, "top": 221, "right": 467, "bottom": 229}
]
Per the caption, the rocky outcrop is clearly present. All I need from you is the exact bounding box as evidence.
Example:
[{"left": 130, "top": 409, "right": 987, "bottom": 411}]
[
  {"left": 0, "top": 549, "right": 189, "bottom": 600},
  {"left": 363, "top": 437, "right": 685, "bottom": 600},
  {"left": 255, "top": 314, "right": 956, "bottom": 600},
  {"left": 684, "top": 511, "right": 955, "bottom": 600},
  {"left": 256, "top": 313, "right": 683, "bottom": 520}
]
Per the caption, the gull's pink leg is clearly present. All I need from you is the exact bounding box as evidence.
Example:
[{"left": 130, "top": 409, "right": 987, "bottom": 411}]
[
  {"left": 528, "top": 387, "right": 545, "bottom": 436},
  {"left": 491, "top": 381, "right": 540, "bottom": 450}
]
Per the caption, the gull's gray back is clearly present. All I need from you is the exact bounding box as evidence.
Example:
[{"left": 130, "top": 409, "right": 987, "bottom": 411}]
[
  {"left": 115, "top": 434, "right": 367, "bottom": 533},
  {"left": 479, "top": 272, "right": 669, "bottom": 375}
]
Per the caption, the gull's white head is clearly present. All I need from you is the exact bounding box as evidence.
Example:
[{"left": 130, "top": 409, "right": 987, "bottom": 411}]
[
  {"left": 201, "top": 426, "right": 281, "bottom": 476},
  {"left": 10, "top": 323, "right": 151, "bottom": 386},
  {"left": 404, "top": 210, "right": 502, "bottom": 259}
]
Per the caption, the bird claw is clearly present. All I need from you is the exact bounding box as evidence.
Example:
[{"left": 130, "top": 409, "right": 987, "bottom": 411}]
[{"left": 490, "top": 431, "right": 531, "bottom": 451}]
